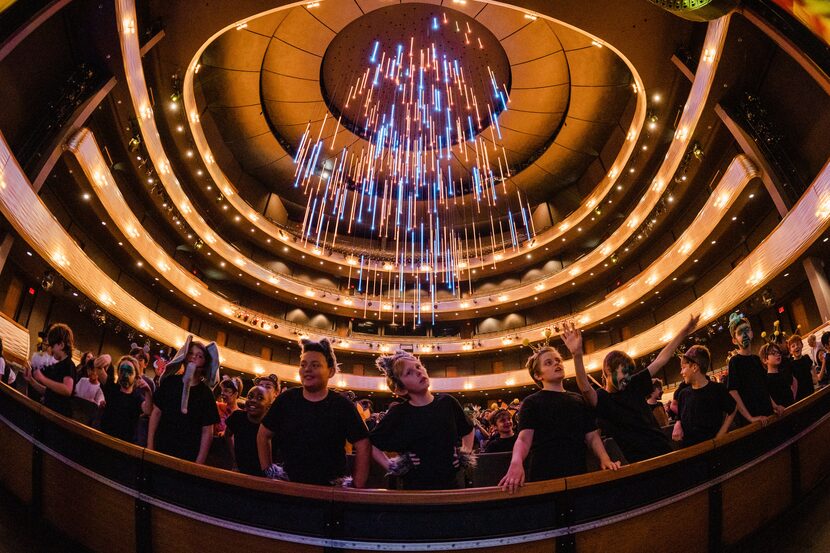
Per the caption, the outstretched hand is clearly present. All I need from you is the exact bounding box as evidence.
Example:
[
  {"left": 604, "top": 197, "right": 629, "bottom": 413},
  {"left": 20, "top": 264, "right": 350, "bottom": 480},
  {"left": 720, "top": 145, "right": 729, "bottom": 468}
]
[
  {"left": 561, "top": 321, "right": 583, "bottom": 355},
  {"left": 682, "top": 313, "right": 701, "bottom": 336}
]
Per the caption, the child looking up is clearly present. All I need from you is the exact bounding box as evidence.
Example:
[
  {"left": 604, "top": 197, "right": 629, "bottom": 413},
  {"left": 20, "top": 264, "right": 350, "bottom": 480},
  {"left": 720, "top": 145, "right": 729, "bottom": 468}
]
[
  {"left": 761, "top": 342, "right": 795, "bottom": 409},
  {"left": 500, "top": 323, "right": 619, "bottom": 494},
  {"left": 370, "top": 351, "right": 474, "bottom": 490},
  {"left": 726, "top": 314, "right": 781, "bottom": 425},
  {"left": 672, "top": 345, "right": 737, "bottom": 447},
  {"left": 573, "top": 315, "right": 699, "bottom": 463},
  {"left": 784, "top": 334, "right": 816, "bottom": 401},
  {"left": 257, "top": 338, "right": 370, "bottom": 487},
  {"left": 225, "top": 385, "right": 273, "bottom": 476},
  {"left": 101, "top": 356, "right": 153, "bottom": 443}
]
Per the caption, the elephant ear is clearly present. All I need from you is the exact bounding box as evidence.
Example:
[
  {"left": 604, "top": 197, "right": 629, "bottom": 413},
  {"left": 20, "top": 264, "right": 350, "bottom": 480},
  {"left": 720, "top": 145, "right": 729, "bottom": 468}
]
[
  {"left": 161, "top": 335, "right": 193, "bottom": 383},
  {"left": 204, "top": 342, "right": 221, "bottom": 387}
]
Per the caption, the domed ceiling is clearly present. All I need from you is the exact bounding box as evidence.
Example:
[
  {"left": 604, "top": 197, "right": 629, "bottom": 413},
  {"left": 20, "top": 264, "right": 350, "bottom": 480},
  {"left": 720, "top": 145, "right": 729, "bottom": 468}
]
[{"left": 195, "top": 0, "right": 635, "bottom": 261}]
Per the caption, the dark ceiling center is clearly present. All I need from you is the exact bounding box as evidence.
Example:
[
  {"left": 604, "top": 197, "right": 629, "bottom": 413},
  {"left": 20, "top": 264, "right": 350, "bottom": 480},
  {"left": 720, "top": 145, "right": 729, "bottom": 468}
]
[{"left": 319, "top": 3, "right": 511, "bottom": 149}]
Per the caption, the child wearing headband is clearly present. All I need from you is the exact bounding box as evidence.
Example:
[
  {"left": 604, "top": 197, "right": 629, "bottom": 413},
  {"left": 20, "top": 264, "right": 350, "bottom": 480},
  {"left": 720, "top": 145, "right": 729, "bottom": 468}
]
[
  {"left": 500, "top": 323, "right": 619, "bottom": 493},
  {"left": 369, "top": 350, "right": 474, "bottom": 490},
  {"left": 725, "top": 313, "right": 781, "bottom": 426},
  {"left": 257, "top": 338, "right": 370, "bottom": 487}
]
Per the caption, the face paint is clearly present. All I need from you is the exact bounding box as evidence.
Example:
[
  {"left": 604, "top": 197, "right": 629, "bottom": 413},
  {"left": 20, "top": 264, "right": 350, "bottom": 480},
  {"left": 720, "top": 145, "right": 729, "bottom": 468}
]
[
  {"left": 118, "top": 364, "right": 135, "bottom": 388},
  {"left": 612, "top": 362, "right": 636, "bottom": 391},
  {"left": 737, "top": 326, "right": 752, "bottom": 349}
]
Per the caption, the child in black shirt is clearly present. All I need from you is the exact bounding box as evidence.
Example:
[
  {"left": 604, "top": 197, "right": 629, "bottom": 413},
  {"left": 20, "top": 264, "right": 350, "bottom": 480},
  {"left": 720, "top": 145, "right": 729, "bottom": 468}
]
[
  {"left": 225, "top": 385, "right": 272, "bottom": 476},
  {"left": 573, "top": 315, "right": 699, "bottom": 463},
  {"left": 673, "top": 345, "right": 737, "bottom": 447},
  {"left": 484, "top": 410, "right": 517, "bottom": 453},
  {"left": 726, "top": 314, "right": 782, "bottom": 426},
  {"left": 257, "top": 338, "right": 370, "bottom": 487},
  {"left": 24, "top": 323, "right": 75, "bottom": 417},
  {"left": 500, "top": 323, "right": 619, "bottom": 494},
  {"left": 817, "top": 332, "right": 830, "bottom": 386},
  {"left": 101, "top": 355, "right": 153, "bottom": 442},
  {"left": 784, "top": 334, "right": 816, "bottom": 402},
  {"left": 761, "top": 342, "right": 795, "bottom": 409},
  {"left": 148, "top": 336, "right": 220, "bottom": 463},
  {"left": 370, "top": 351, "right": 474, "bottom": 490}
]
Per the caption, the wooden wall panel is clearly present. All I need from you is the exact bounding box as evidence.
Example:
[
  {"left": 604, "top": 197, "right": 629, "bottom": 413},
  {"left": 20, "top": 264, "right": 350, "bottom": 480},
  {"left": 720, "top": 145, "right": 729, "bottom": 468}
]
[
  {"left": 721, "top": 450, "right": 792, "bottom": 546},
  {"left": 574, "top": 490, "right": 709, "bottom": 553},
  {"left": 0, "top": 422, "right": 32, "bottom": 503},
  {"left": 797, "top": 416, "right": 830, "bottom": 493},
  {"left": 152, "top": 508, "right": 323, "bottom": 553},
  {"left": 41, "top": 455, "right": 135, "bottom": 553}
]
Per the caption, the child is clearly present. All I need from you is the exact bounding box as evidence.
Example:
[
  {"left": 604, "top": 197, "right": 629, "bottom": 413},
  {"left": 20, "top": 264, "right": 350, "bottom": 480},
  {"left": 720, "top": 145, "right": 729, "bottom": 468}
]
[
  {"left": 784, "top": 334, "right": 816, "bottom": 402},
  {"left": 484, "top": 409, "right": 517, "bottom": 453},
  {"left": 24, "top": 323, "right": 75, "bottom": 417},
  {"left": 148, "top": 336, "right": 220, "bottom": 463},
  {"left": 500, "top": 323, "right": 620, "bottom": 494},
  {"left": 225, "top": 385, "right": 272, "bottom": 476},
  {"left": 101, "top": 355, "right": 153, "bottom": 443},
  {"left": 761, "top": 342, "right": 796, "bottom": 409},
  {"left": 647, "top": 379, "right": 669, "bottom": 427},
  {"left": 370, "top": 351, "right": 474, "bottom": 490},
  {"left": 253, "top": 373, "right": 280, "bottom": 401},
  {"left": 725, "top": 314, "right": 782, "bottom": 425},
  {"left": 215, "top": 376, "right": 242, "bottom": 436},
  {"left": 257, "top": 338, "right": 370, "bottom": 487},
  {"left": 817, "top": 332, "right": 830, "bottom": 386},
  {"left": 573, "top": 316, "right": 699, "bottom": 463},
  {"left": 672, "top": 345, "right": 737, "bottom": 447},
  {"left": 74, "top": 357, "right": 106, "bottom": 407}
]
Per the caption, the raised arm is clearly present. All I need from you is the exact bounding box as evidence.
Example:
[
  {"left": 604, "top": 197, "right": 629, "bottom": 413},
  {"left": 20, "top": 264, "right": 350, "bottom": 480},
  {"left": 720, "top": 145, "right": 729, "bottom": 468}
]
[
  {"left": 563, "top": 322, "right": 597, "bottom": 408},
  {"left": 499, "top": 429, "right": 533, "bottom": 494},
  {"left": 647, "top": 314, "right": 700, "bottom": 377}
]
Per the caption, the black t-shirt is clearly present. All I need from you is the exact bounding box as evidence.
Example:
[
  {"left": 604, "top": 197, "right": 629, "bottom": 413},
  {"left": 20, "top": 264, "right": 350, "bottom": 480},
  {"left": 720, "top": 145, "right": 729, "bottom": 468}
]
[
  {"left": 101, "top": 382, "right": 145, "bottom": 443},
  {"left": 517, "top": 390, "right": 596, "bottom": 481},
  {"left": 484, "top": 434, "right": 517, "bottom": 454},
  {"left": 41, "top": 357, "right": 75, "bottom": 417},
  {"left": 785, "top": 356, "right": 815, "bottom": 401},
  {"left": 677, "top": 381, "right": 737, "bottom": 448},
  {"left": 820, "top": 352, "right": 830, "bottom": 385},
  {"left": 595, "top": 369, "right": 673, "bottom": 463},
  {"left": 767, "top": 371, "right": 794, "bottom": 408},
  {"left": 154, "top": 375, "right": 220, "bottom": 462},
  {"left": 261, "top": 388, "right": 369, "bottom": 486},
  {"left": 225, "top": 410, "right": 262, "bottom": 476},
  {"left": 727, "top": 354, "right": 772, "bottom": 423},
  {"left": 370, "top": 394, "right": 473, "bottom": 489}
]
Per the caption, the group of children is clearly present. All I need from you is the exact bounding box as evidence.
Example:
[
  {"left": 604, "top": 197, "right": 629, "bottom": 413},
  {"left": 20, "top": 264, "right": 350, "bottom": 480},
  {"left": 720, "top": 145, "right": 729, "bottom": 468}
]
[{"left": 4, "top": 314, "right": 826, "bottom": 492}]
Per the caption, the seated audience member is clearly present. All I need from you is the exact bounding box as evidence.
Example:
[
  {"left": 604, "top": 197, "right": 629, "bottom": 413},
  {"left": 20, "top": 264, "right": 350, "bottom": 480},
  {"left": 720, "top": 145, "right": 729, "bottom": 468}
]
[
  {"left": 257, "top": 338, "right": 370, "bottom": 487},
  {"left": 484, "top": 410, "right": 517, "bottom": 453},
  {"left": 647, "top": 378, "right": 669, "bottom": 427},
  {"left": 784, "top": 334, "right": 816, "bottom": 402},
  {"left": 101, "top": 356, "right": 153, "bottom": 442},
  {"left": 215, "top": 376, "right": 242, "bottom": 436},
  {"left": 500, "top": 323, "right": 620, "bottom": 493},
  {"left": 77, "top": 351, "right": 94, "bottom": 383},
  {"left": 225, "top": 385, "right": 273, "bottom": 476},
  {"left": 24, "top": 323, "right": 75, "bottom": 417},
  {"left": 762, "top": 342, "right": 795, "bottom": 409},
  {"left": 129, "top": 346, "right": 156, "bottom": 393},
  {"left": 574, "top": 316, "right": 699, "bottom": 463},
  {"left": 672, "top": 346, "right": 737, "bottom": 447},
  {"left": 726, "top": 314, "right": 781, "bottom": 425},
  {"left": 0, "top": 337, "right": 16, "bottom": 386},
  {"left": 370, "top": 351, "right": 474, "bottom": 490},
  {"left": 254, "top": 373, "right": 280, "bottom": 402},
  {"left": 74, "top": 357, "right": 106, "bottom": 407},
  {"left": 148, "top": 336, "right": 220, "bottom": 464},
  {"left": 817, "top": 332, "right": 830, "bottom": 386}
]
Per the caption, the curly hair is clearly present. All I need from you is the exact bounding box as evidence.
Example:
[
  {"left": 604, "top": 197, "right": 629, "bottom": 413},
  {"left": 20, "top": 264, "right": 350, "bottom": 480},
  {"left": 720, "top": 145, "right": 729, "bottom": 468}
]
[
  {"left": 375, "top": 350, "right": 419, "bottom": 393},
  {"left": 300, "top": 338, "right": 338, "bottom": 372}
]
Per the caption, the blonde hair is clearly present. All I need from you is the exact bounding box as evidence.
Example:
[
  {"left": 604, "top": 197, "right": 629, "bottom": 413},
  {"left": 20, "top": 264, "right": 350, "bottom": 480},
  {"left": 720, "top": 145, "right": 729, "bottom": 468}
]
[
  {"left": 376, "top": 350, "right": 420, "bottom": 393},
  {"left": 524, "top": 346, "right": 558, "bottom": 387}
]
